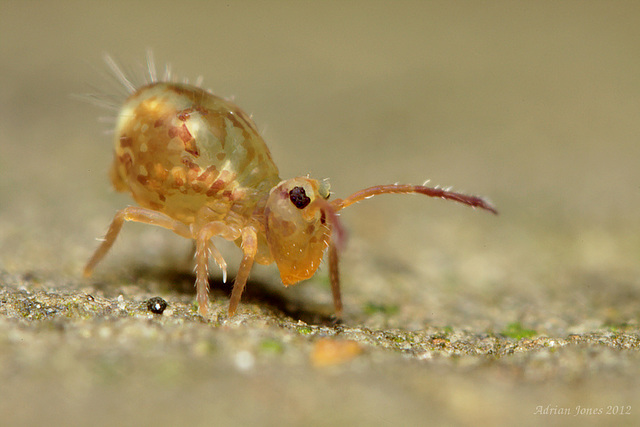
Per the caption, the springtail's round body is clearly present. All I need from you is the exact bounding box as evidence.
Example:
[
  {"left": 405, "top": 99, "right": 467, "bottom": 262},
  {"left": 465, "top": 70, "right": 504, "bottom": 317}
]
[{"left": 84, "top": 54, "right": 497, "bottom": 317}]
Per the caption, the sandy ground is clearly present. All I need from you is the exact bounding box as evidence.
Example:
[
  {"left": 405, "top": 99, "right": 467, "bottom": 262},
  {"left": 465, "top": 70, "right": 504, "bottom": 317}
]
[{"left": 1, "top": 1, "right": 639, "bottom": 426}]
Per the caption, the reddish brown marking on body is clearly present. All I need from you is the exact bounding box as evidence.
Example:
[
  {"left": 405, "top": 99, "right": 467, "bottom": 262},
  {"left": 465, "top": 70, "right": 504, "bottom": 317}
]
[
  {"left": 154, "top": 119, "right": 164, "bottom": 128},
  {"left": 170, "top": 166, "right": 187, "bottom": 187},
  {"left": 184, "top": 140, "right": 199, "bottom": 156},
  {"left": 206, "top": 171, "right": 232, "bottom": 195},
  {"left": 177, "top": 124, "right": 192, "bottom": 143},
  {"left": 227, "top": 112, "right": 246, "bottom": 132},
  {"left": 169, "top": 123, "right": 198, "bottom": 156},
  {"left": 207, "top": 179, "right": 226, "bottom": 194},
  {"left": 120, "top": 152, "right": 133, "bottom": 172},
  {"left": 181, "top": 157, "right": 199, "bottom": 171},
  {"left": 186, "top": 168, "right": 199, "bottom": 183},
  {"left": 184, "top": 144, "right": 199, "bottom": 157},
  {"left": 119, "top": 136, "right": 133, "bottom": 147},
  {"left": 177, "top": 108, "right": 194, "bottom": 122},
  {"left": 137, "top": 175, "right": 149, "bottom": 186},
  {"left": 191, "top": 181, "right": 207, "bottom": 193},
  {"left": 148, "top": 201, "right": 163, "bottom": 210},
  {"left": 196, "top": 165, "right": 218, "bottom": 182}
]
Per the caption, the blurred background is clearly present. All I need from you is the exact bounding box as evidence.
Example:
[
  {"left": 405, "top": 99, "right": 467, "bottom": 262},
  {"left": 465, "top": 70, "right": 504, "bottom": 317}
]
[{"left": 1, "top": 1, "right": 639, "bottom": 425}]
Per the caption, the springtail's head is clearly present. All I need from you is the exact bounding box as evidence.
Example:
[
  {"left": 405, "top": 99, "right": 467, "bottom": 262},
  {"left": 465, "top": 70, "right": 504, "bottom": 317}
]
[{"left": 265, "top": 177, "right": 344, "bottom": 286}]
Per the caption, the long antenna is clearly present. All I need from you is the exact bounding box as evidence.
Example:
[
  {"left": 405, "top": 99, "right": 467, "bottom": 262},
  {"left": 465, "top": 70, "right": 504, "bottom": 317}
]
[{"left": 332, "top": 184, "right": 498, "bottom": 215}]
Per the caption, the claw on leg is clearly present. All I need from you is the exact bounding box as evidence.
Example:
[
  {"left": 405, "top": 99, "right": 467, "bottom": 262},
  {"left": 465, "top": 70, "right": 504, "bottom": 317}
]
[{"left": 207, "top": 241, "right": 228, "bottom": 283}]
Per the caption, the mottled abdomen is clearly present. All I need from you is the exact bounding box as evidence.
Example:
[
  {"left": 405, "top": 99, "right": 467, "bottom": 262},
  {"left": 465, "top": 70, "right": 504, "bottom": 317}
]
[{"left": 110, "top": 83, "right": 281, "bottom": 224}]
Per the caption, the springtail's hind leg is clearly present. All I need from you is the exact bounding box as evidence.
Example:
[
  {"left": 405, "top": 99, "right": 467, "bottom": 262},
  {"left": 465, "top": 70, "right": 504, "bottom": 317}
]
[
  {"left": 195, "top": 221, "right": 241, "bottom": 316},
  {"left": 328, "top": 239, "right": 343, "bottom": 317},
  {"left": 228, "top": 226, "right": 258, "bottom": 316},
  {"left": 84, "top": 206, "right": 191, "bottom": 277}
]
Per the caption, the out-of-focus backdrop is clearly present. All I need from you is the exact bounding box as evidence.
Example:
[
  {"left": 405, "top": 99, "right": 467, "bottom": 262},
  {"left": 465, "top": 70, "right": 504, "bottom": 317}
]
[{"left": 1, "top": 1, "right": 639, "bottom": 426}]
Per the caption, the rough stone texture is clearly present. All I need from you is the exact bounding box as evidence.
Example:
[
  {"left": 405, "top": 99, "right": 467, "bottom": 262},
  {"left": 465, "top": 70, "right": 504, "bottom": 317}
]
[{"left": 1, "top": 2, "right": 639, "bottom": 426}]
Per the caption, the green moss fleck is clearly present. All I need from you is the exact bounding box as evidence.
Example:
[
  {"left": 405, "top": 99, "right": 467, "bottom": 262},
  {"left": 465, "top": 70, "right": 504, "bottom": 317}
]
[
  {"left": 297, "top": 326, "right": 313, "bottom": 335},
  {"left": 260, "top": 339, "right": 284, "bottom": 354},
  {"left": 363, "top": 302, "right": 399, "bottom": 316},
  {"left": 501, "top": 322, "right": 537, "bottom": 340}
]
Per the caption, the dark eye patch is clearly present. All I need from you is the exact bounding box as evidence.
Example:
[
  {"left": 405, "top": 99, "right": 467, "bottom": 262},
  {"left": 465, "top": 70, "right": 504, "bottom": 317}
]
[{"left": 289, "top": 186, "right": 311, "bottom": 209}]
